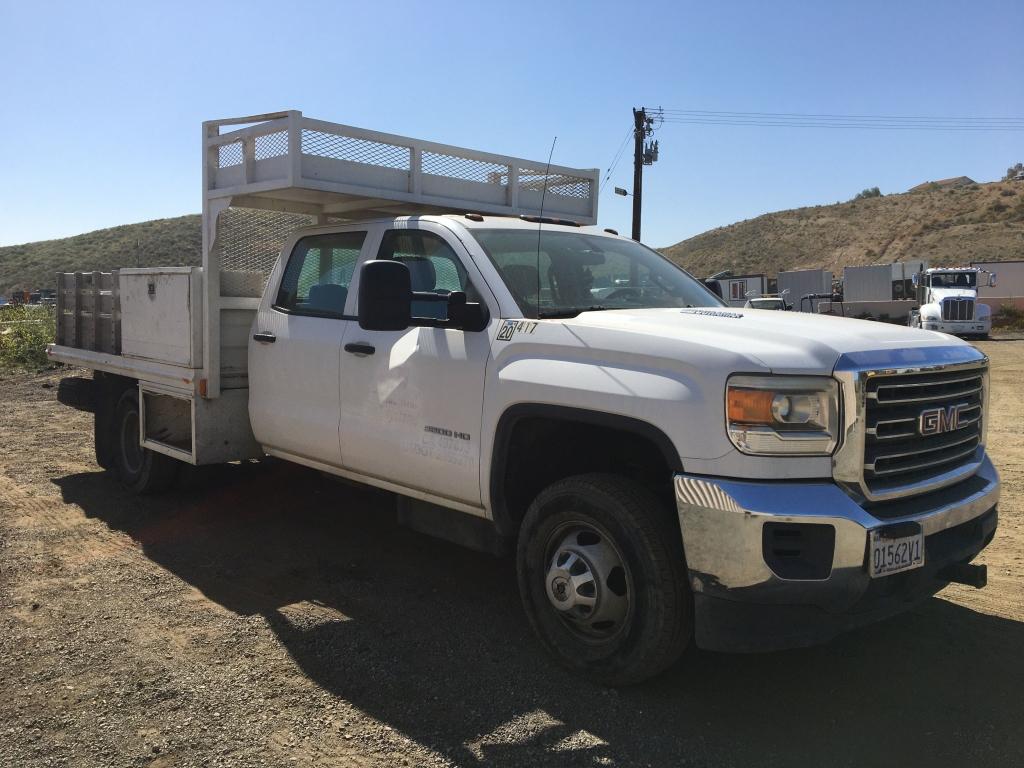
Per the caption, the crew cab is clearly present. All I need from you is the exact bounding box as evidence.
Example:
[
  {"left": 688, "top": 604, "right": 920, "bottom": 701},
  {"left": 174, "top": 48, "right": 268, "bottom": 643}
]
[{"left": 49, "top": 112, "right": 1000, "bottom": 685}]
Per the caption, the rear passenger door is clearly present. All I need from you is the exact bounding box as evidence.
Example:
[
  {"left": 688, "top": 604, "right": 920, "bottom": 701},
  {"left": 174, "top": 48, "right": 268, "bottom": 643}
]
[{"left": 248, "top": 229, "right": 367, "bottom": 466}]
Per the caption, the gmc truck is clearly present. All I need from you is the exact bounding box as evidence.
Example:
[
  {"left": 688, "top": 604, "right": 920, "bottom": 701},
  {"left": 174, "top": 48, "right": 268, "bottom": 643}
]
[{"left": 49, "top": 112, "right": 1000, "bottom": 685}]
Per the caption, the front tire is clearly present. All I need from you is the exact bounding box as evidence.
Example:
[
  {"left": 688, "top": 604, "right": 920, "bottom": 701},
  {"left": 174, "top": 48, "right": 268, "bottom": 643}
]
[
  {"left": 516, "top": 473, "right": 691, "bottom": 686},
  {"left": 111, "top": 389, "right": 179, "bottom": 494}
]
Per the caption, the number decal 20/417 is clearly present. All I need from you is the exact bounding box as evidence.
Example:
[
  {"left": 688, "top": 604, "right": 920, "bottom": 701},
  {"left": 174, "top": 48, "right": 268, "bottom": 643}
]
[{"left": 497, "top": 320, "right": 538, "bottom": 341}]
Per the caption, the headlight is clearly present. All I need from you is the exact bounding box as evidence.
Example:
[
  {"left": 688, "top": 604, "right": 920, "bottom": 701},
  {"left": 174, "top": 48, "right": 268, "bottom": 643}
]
[{"left": 726, "top": 375, "right": 840, "bottom": 455}]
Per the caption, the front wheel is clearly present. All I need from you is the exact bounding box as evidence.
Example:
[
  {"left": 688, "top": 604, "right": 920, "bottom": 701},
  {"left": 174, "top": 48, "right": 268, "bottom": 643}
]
[{"left": 516, "top": 474, "right": 691, "bottom": 686}]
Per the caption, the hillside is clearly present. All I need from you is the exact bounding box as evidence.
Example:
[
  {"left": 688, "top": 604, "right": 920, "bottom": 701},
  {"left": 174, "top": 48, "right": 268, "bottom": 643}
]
[
  {"left": 0, "top": 215, "right": 200, "bottom": 294},
  {"left": 3, "top": 181, "right": 1023, "bottom": 294},
  {"left": 661, "top": 181, "right": 1024, "bottom": 277}
]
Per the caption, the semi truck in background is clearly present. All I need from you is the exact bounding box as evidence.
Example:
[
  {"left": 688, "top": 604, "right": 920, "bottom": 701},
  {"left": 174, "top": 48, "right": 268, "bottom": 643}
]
[
  {"left": 46, "top": 111, "right": 1000, "bottom": 684},
  {"left": 908, "top": 266, "right": 996, "bottom": 338}
]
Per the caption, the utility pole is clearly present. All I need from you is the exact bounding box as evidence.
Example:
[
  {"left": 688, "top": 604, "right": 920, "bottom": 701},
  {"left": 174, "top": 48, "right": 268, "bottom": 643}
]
[
  {"left": 632, "top": 108, "right": 645, "bottom": 241},
  {"left": 630, "top": 107, "right": 659, "bottom": 241}
]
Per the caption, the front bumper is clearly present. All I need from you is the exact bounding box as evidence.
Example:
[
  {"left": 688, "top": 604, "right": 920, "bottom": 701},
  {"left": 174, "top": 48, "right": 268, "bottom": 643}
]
[
  {"left": 923, "top": 320, "right": 990, "bottom": 335},
  {"left": 675, "top": 454, "right": 1000, "bottom": 652}
]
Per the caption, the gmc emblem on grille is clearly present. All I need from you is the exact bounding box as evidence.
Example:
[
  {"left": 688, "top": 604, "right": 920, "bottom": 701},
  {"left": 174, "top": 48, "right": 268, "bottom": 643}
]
[{"left": 918, "top": 403, "right": 969, "bottom": 436}]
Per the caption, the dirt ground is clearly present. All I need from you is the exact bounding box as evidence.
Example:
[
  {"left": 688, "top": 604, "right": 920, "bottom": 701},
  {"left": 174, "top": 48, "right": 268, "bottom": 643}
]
[{"left": 1, "top": 340, "right": 1022, "bottom": 768}]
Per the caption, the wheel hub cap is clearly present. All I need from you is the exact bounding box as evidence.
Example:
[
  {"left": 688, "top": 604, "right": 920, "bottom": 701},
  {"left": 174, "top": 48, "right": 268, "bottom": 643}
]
[{"left": 544, "top": 524, "right": 630, "bottom": 639}]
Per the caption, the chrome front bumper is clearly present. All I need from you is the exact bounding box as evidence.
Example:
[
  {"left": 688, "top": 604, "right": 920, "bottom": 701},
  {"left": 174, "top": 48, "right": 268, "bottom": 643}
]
[
  {"left": 924, "top": 321, "right": 990, "bottom": 334},
  {"left": 675, "top": 454, "right": 1000, "bottom": 651}
]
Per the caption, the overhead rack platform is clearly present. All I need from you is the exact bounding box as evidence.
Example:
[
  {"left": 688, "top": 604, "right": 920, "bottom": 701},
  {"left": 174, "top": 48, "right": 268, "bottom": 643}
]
[{"left": 204, "top": 111, "right": 600, "bottom": 223}]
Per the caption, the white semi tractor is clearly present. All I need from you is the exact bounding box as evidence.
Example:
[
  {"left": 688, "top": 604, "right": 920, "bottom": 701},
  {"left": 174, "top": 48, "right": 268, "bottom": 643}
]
[
  {"left": 908, "top": 267, "right": 997, "bottom": 338},
  {"left": 48, "top": 112, "right": 1000, "bottom": 684}
]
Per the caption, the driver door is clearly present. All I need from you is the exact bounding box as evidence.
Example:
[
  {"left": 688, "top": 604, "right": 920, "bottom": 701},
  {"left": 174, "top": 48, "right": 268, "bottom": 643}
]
[{"left": 338, "top": 223, "right": 494, "bottom": 506}]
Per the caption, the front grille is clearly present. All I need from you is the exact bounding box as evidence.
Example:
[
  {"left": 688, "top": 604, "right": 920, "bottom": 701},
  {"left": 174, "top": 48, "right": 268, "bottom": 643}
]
[
  {"left": 941, "top": 298, "right": 974, "bottom": 321},
  {"left": 863, "top": 365, "right": 984, "bottom": 493}
]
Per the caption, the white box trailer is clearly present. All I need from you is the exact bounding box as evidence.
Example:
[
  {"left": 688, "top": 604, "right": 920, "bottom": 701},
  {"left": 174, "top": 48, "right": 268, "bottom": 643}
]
[
  {"left": 777, "top": 269, "right": 832, "bottom": 311},
  {"left": 49, "top": 110, "right": 599, "bottom": 465},
  {"left": 843, "top": 264, "right": 893, "bottom": 302},
  {"left": 973, "top": 259, "right": 1024, "bottom": 311}
]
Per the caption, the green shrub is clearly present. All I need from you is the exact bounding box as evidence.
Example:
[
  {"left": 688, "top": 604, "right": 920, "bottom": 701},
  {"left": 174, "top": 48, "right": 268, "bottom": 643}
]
[
  {"left": 852, "top": 187, "right": 882, "bottom": 201},
  {"left": 0, "top": 305, "right": 56, "bottom": 370},
  {"left": 993, "top": 304, "right": 1024, "bottom": 331}
]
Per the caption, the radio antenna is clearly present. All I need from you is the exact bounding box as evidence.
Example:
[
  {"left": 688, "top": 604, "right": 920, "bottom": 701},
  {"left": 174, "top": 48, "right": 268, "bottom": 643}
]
[{"left": 535, "top": 136, "right": 557, "bottom": 318}]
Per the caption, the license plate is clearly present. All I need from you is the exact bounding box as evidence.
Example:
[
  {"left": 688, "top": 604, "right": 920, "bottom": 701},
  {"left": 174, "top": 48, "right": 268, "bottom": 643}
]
[{"left": 870, "top": 528, "right": 925, "bottom": 577}]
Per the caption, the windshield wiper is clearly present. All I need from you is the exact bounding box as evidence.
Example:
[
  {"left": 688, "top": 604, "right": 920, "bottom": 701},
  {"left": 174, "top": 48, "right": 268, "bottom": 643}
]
[{"left": 538, "top": 305, "right": 611, "bottom": 319}]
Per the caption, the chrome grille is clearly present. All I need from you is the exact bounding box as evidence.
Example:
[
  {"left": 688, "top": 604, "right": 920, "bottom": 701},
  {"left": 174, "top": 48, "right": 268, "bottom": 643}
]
[
  {"left": 941, "top": 298, "right": 974, "bottom": 321},
  {"left": 863, "top": 365, "right": 985, "bottom": 494}
]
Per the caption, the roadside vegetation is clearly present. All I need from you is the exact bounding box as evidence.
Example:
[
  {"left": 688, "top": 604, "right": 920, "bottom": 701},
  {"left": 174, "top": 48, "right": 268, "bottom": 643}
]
[
  {"left": 993, "top": 304, "right": 1024, "bottom": 332},
  {"left": 0, "top": 305, "right": 56, "bottom": 371}
]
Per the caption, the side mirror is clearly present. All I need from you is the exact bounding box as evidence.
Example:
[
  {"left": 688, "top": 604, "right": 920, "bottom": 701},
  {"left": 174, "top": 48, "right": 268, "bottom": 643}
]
[
  {"left": 912, "top": 273, "right": 920, "bottom": 287},
  {"left": 357, "top": 260, "right": 490, "bottom": 332},
  {"left": 703, "top": 279, "right": 723, "bottom": 299},
  {"left": 988, "top": 273, "right": 997, "bottom": 288},
  {"left": 358, "top": 260, "right": 412, "bottom": 331},
  {"left": 446, "top": 292, "right": 490, "bottom": 332}
]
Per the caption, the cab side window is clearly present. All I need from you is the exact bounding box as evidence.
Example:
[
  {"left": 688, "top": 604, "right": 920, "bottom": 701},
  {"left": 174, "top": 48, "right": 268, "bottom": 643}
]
[
  {"left": 376, "top": 229, "right": 481, "bottom": 320},
  {"left": 275, "top": 231, "right": 367, "bottom": 318}
]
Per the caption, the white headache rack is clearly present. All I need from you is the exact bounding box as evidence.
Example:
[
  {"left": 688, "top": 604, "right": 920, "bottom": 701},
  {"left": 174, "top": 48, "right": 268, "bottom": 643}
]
[{"left": 204, "top": 110, "right": 599, "bottom": 224}]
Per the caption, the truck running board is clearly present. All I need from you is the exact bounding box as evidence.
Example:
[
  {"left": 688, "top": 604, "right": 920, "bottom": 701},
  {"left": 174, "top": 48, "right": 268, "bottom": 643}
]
[{"left": 395, "top": 497, "right": 510, "bottom": 557}]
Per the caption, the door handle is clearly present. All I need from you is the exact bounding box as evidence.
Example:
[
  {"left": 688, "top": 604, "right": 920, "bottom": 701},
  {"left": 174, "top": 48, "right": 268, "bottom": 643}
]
[
  {"left": 344, "top": 342, "right": 376, "bottom": 356},
  {"left": 252, "top": 332, "right": 276, "bottom": 343}
]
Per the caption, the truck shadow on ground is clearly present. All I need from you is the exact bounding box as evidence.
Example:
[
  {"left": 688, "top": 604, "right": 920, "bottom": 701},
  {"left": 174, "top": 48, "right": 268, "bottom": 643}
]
[{"left": 56, "top": 461, "right": 1024, "bottom": 767}]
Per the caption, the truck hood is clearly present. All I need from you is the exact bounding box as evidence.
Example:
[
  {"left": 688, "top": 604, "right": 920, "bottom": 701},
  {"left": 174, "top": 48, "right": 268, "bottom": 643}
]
[
  {"left": 559, "top": 307, "right": 970, "bottom": 374},
  {"left": 928, "top": 287, "right": 977, "bottom": 301}
]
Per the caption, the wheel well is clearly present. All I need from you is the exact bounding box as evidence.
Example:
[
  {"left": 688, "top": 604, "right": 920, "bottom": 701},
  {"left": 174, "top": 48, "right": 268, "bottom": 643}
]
[{"left": 490, "top": 406, "right": 680, "bottom": 536}]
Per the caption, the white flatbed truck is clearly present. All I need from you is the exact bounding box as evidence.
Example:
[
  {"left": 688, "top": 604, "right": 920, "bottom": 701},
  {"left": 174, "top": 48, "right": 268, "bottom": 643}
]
[{"left": 50, "top": 111, "right": 1000, "bottom": 684}]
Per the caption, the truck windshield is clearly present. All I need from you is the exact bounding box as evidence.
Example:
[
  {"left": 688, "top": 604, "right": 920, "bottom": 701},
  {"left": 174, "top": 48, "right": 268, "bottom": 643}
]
[
  {"left": 930, "top": 272, "right": 976, "bottom": 288},
  {"left": 471, "top": 229, "right": 725, "bottom": 318}
]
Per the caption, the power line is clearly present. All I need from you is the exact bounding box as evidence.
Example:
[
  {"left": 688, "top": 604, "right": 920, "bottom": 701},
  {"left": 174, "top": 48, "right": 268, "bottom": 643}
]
[
  {"left": 655, "top": 118, "right": 1024, "bottom": 131},
  {"left": 655, "top": 108, "right": 1024, "bottom": 122},
  {"left": 599, "top": 128, "right": 634, "bottom": 194},
  {"left": 646, "top": 107, "right": 1024, "bottom": 131}
]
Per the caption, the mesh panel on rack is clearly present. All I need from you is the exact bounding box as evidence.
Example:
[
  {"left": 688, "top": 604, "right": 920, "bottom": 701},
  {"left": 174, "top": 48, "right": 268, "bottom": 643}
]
[
  {"left": 216, "top": 208, "right": 315, "bottom": 297},
  {"left": 218, "top": 142, "right": 244, "bottom": 168},
  {"left": 422, "top": 151, "right": 509, "bottom": 185},
  {"left": 254, "top": 131, "right": 289, "bottom": 161},
  {"left": 301, "top": 130, "right": 411, "bottom": 170},
  {"left": 518, "top": 170, "right": 592, "bottom": 199}
]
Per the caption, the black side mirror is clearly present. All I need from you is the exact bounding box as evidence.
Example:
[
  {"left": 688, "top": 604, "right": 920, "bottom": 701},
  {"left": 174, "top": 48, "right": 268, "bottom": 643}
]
[
  {"left": 358, "top": 260, "right": 490, "bottom": 332},
  {"left": 358, "top": 260, "right": 412, "bottom": 331},
  {"left": 703, "top": 279, "right": 723, "bottom": 299},
  {"left": 446, "top": 291, "right": 490, "bottom": 332}
]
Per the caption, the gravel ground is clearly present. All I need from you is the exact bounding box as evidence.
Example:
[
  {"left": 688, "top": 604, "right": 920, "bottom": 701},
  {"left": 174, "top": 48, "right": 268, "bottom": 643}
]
[{"left": 1, "top": 339, "right": 1022, "bottom": 767}]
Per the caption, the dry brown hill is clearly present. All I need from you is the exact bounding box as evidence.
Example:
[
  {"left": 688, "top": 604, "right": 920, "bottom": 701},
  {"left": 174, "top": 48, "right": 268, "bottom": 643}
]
[
  {"left": 0, "top": 215, "right": 201, "bottom": 295},
  {"left": 3, "top": 181, "right": 1023, "bottom": 295},
  {"left": 660, "top": 181, "right": 1024, "bottom": 278}
]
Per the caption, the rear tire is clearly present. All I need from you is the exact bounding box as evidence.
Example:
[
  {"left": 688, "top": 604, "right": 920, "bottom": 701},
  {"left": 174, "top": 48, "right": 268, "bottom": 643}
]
[
  {"left": 111, "top": 389, "right": 179, "bottom": 494},
  {"left": 516, "top": 473, "right": 691, "bottom": 686}
]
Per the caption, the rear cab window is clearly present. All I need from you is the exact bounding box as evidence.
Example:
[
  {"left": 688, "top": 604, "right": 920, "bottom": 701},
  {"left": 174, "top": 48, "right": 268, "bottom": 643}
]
[{"left": 275, "top": 231, "right": 367, "bottom": 318}]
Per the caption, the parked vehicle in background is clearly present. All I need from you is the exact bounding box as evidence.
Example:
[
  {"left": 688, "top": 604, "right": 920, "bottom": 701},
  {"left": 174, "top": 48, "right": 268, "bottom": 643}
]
[
  {"left": 46, "top": 112, "right": 1000, "bottom": 685},
  {"left": 908, "top": 267, "right": 996, "bottom": 338},
  {"left": 743, "top": 290, "right": 791, "bottom": 310}
]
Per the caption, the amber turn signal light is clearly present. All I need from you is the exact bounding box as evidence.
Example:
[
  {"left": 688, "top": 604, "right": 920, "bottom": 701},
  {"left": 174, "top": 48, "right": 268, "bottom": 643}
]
[{"left": 727, "top": 388, "right": 775, "bottom": 424}]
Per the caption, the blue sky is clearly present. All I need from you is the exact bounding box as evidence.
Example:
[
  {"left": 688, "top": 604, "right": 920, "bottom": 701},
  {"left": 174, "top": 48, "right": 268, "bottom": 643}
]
[{"left": 1, "top": 0, "right": 1021, "bottom": 248}]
